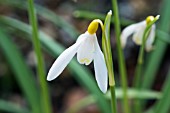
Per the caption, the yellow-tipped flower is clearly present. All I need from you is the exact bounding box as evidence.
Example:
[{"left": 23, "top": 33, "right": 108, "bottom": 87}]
[
  {"left": 121, "top": 15, "right": 160, "bottom": 52},
  {"left": 47, "top": 19, "right": 108, "bottom": 93}
]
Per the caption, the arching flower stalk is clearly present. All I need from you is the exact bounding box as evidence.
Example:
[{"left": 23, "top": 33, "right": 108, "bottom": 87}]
[
  {"left": 47, "top": 19, "right": 108, "bottom": 93},
  {"left": 121, "top": 15, "right": 160, "bottom": 52}
]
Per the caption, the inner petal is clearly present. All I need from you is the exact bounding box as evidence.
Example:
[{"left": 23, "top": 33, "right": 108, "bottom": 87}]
[
  {"left": 132, "top": 21, "right": 146, "bottom": 45},
  {"left": 132, "top": 29, "right": 145, "bottom": 45},
  {"left": 77, "top": 35, "right": 95, "bottom": 65}
]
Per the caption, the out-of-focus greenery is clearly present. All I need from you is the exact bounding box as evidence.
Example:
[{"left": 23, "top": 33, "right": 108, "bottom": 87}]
[
  {"left": 0, "top": 29, "right": 41, "bottom": 113},
  {"left": 0, "top": 99, "right": 30, "bottom": 113}
]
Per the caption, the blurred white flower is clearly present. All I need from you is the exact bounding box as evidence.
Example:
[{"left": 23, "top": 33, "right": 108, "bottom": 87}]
[
  {"left": 47, "top": 19, "right": 108, "bottom": 93},
  {"left": 121, "top": 16, "right": 158, "bottom": 52}
]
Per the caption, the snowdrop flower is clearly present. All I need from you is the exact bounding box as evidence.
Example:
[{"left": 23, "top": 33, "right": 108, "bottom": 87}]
[
  {"left": 121, "top": 16, "right": 159, "bottom": 51},
  {"left": 47, "top": 19, "right": 108, "bottom": 93}
]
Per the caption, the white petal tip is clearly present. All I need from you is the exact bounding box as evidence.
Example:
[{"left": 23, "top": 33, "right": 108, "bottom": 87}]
[
  {"left": 46, "top": 75, "right": 53, "bottom": 81},
  {"left": 108, "top": 10, "right": 112, "bottom": 15},
  {"left": 156, "top": 15, "right": 160, "bottom": 19},
  {"left": 101, "top": 89, "right": 107, "bottom": 94},
  {"left": 120, "top": 35, "right": 126, "bottom": 48}
]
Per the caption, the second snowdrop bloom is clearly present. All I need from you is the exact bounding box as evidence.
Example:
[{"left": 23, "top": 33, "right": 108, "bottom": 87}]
[
  {"left": 121, "top": 16, "right": 159, "bottom": 51},
  {"left": 47, "top": 19, "right": 108, "bottom": 93}
]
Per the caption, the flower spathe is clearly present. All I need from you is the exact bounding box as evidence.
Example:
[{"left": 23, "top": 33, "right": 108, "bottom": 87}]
[
  {"left": 47, "top": 19, "right": 108, "bottom": 93},
  {"left": 121, "top": 16, "right": 159, "bottom": 52}
]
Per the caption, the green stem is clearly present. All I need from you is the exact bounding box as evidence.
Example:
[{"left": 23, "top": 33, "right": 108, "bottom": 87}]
[
  {"left": 28, "top": 0, "right": 52, "bottom": 113},
  {"left": 111, "top": 0, "right": 130, "bottom": 113},
  {"left": 110, "top": 86, "right": 117, "bottom": 113}
]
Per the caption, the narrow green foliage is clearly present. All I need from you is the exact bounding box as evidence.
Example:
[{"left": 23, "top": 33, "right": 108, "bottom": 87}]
[
  {"left": 27, "top": 0, "right": 52, "bottom": 113},
  {"left": 0, "top": 99, "right": 30, "bottom": 113},
  {"left": 66, "top": 88, "right": 161, "bottom": 113},
  {"left": 73, "top": 10, "right": 134, "bottom": 26},
  {"left": 157, "top": 30, "right": 170, "bottom": 44},
  {"left": 111, "top": 0, "right": 130, "bottom": 113},
  {"left": 65, "top": 96, "right": 95, "bottom": 113},
  {"left": 0, "top": 30, "right": 40, "bottom": 113},
  {"left": 154, "top": 69, "right": 170, "bottom": 113}
]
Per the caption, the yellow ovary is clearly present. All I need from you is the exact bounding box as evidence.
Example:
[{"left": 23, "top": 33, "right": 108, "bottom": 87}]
[
  {"left": 87, "top": 19, "right": 99, "bottom": 34},
  {"left": 146, "top": 16, "right": 154, "bottom": 25}
]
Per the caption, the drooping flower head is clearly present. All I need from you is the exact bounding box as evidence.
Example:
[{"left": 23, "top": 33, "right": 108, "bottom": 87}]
[
  {"left": 47, "top": 19, "right": 108, "bottom": 93},
  {"left": 121, "top": 15, "right": 160, "bottom": 51}
]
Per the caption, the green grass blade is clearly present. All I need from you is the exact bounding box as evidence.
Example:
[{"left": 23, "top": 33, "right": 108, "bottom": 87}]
[
  {"left": 0, "top": 99, "right": 30, "bottom": 113},
  {"left": 145, "top": 69, "right": 170, "bottom": 113},
  {"left": 74, "top": 10, "right": 134, "bottom": 26},
  {"left": 108, "top": 88, "right": 161, "bottom": 100},
  {"left": 111, "top": 0, "right": 130, "bottom": 112},
  {"left": 0, "top": 30, "right": 41, "bottom": 113},
  {"left": 35, "top": 5, "right": 79, "bottom": 39},
  {"left": 27, "top": 0, "right": 52, "bottom": 113},
  {"left": 157, "top": 30, "right": 170, "bottom": 44},
  {"left": 153, "top": 69, "right": 170, "bottom": 113},
  {"left": 66, "top": 88, "right": 161, "bottom": 113},
  {"left": 0, "top": 16, "right": 111, "bottom": 113}
]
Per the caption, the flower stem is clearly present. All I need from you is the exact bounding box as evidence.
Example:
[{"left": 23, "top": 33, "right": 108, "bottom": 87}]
[
  {"left": 28, "top": 0, "right": 52, "bottom": 113},
  {"left": 111, "top": 0, "right": 130, "bottom": 113},
  {"left": 110, "top": 86, "right": 117, "bottom": 113}
]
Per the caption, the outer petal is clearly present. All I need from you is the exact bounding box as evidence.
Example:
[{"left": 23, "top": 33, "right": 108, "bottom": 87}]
[
  {"left": 132, "top": 21, "right": 146, "bottom": 45},
  {"left": 121, "top": 23, "right": 138, "bottom": 48},
  {"left": 77, "top": 32, "right": 95, "bottom": 65},
  {"left": 93, "top": 36, "right": 108, "bottom": 93},
  {"left": 145, "top": 24, "right": 156, "bottom": 52},
  {"left": 47, "top": 35, "right": 85, "bottom": 81}
]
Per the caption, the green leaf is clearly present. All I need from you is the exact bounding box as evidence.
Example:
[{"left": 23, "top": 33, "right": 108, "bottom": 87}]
[
  {"left": 28, "top": 0, "right": 52, "bottom": 112},
  {"left": 154, "top": 69, "right": 170, "bottom": 113},
  {"left": 0, "top": 16, "right": 111, "bottom": 113},
  {"left": 0, "top": 30, "right": 41, "bottom": 113},
  {"left": 108, "top": 88, "right": 161, "bottom": 100},
  {"left": 157, "top": 30, "right": 170, "bottom": 44},
  {"left": 145, "top": 69, "right": 170, "bottom": 113},
  {"left": 0, "top": 99, "right": 30, "bottom": 113},
  {"left": 73, "top": 10, "right": 134, "bottom": 26},
  {"left": 66, "top": 88, "right": 161, "bottom": 113}
]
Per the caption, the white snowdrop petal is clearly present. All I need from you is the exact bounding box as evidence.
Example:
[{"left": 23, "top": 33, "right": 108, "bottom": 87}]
[
  {"left": 93, "top": 37, "right": 108, "bottom": 93},
  {"left": 77, "top": 32, "right": 95, "bottom": 65},
  {"left": 47, "top": 37, "right": 84, "bottom": 81},
  {"left": 121, "top": 23, "right": 138, "bottom": 48},
  {"left": 132, "top": 21, "right": 146, "bottom": 45},
  {"left": 145, "top": 24, "right": 156, "bottom": 52}
]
